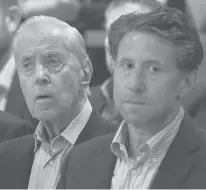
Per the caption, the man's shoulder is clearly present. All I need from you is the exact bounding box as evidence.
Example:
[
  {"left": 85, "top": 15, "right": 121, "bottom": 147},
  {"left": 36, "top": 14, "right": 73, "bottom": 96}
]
[
  {"left": 0, "top": 111, "right": 34, "bottom": 142},
  {"left": 74, "top": 133, "right": 115, "bottom": 162},
  {"left": 75, "top": 133, "right": 114, "bottom": 152},
  {"left": 0, "top": 134, "right": 34, "bottom": 155},
  {"left": 65, "top": 133, "right": 115, "bottom": 173},
  {"left": 180, "top": 113, "right": 206, "bottom": 161},
  {"left": 0, "top": 134, "right": 35, "bottom": 188},
  {"left": 182, "top": 82, "right": 206, "bottom": 117},
  {"left": 88, "top": 111, "right": 117, "bottom": 135},
  {"left": 0, "top": 110, "right": 30, "bottom": 125}
]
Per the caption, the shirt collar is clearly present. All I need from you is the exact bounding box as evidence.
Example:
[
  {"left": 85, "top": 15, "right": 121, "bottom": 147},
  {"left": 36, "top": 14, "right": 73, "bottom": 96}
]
[
  {"left": 111, "top": 106, "right": 184, "bottom": 160},
  {"left": 34, "top": 99, "right": 92, "bottom": 153},
  {"left": 111, "top": 120, "right": 129, "bottom": 159},
  {"left": 61, "top": 99, "right": 92, "bottom": 144}
]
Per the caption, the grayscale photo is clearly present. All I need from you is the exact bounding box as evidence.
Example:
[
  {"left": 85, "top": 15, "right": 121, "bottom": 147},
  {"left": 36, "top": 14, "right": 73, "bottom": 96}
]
[{"left": 0, "top": 0, "right": 206, "bottom": 189}]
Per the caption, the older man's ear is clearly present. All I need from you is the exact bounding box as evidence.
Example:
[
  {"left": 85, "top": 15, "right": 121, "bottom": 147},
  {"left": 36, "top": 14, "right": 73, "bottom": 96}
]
[{"left": 80, "top": 59, "right": 93, "bottom": 87}]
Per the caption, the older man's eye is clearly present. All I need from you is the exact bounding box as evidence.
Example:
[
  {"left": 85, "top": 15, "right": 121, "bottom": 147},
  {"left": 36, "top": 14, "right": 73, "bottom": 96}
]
[
  {"left": 49, "top": 59, "right": 61, "bottom": 66},
  {"left": 149, "top": 66, "right": 161, "bottom": 73},
  {"left": 22, "top": 61, "right": 32, "bottom": 70}
]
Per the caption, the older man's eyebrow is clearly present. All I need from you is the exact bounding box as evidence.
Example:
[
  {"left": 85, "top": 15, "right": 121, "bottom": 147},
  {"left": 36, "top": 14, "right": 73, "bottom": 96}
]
[
  {"left": 44, "top": 50, "right": 64, "bottom": 57},
  {"left": 143, "top": 59, "right": 161, "bottom": 65},
  {"left": 21, "top": 55, "right": 33, "bottom": 61}
]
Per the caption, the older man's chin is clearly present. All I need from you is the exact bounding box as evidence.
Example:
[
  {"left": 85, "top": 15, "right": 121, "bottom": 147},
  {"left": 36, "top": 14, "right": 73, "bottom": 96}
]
[{"left": 32, "top": 108, "right": 57, "bottom": 121}]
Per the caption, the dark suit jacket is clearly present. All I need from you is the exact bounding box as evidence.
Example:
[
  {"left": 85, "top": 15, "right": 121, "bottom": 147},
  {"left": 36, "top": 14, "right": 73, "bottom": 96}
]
[
  {"left": 6, "top": 71, "right": 38, "bottom": 128},
  {"left": 59, "top": 113, "right": 206, "bottom": 189},
  {"left": 181, "top": 82, "right": 206, "bottom": 129},
  {"left": 0, "top": 111, "right": 116, "bottom": 189},
  {"left": 0, "top": 110, "right": 33, "bottom": 142}
]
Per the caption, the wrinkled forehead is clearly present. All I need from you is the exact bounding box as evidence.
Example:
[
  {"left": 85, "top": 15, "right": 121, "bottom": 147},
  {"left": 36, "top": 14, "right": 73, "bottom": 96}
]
[
  {"left": 13, "top": 23, "right": 85, "bottom": 61},
  {"left": 14, "top": 23, "right": 76, "bottom": 51},
  {"left": 15, "top": 23, "right": 72, "bottom": 43},
  {"left": 105, "top": 3, "right": 152, "bottom": 29}
]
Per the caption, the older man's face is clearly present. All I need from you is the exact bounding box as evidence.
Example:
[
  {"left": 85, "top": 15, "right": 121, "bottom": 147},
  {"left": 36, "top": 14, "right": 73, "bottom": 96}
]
[
  {"left": 14, "top": 26, "right": 84, "bottom": 121},
  {"left": 113, "top": 31, "right": 186, "bottom": 126}
]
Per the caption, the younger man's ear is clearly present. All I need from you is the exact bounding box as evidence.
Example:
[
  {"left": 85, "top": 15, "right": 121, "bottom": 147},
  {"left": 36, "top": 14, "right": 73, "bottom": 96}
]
[{"left": 179, "top": 71, "right": 196, "bottom": 98}]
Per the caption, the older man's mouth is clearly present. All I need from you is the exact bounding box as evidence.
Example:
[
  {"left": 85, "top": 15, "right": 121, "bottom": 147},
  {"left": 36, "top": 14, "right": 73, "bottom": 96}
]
[
  {"left": 125, "top": 100, "right": 147, "bottom": 105},
  {"left": 35, "top": 95, "right": 53, "bottom": 103}
]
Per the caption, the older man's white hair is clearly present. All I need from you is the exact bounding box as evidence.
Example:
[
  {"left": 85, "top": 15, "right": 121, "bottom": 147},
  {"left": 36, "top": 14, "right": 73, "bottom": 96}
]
[{"left": 13, "top": 15, "right": 89, "bottom": 67}]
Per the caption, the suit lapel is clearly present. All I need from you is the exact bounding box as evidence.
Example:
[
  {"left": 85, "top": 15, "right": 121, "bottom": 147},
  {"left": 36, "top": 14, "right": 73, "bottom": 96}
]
[
  {"left": 58, "top": 134, "right": 116, "bottom": 189},
  {"left": 151, "top": 113, "right": 202, "bottom": 189},
  {"left": 15, "top": 135, "right": 35, "bottom": 188},
  {"left": 84, "top": 134, "right": 116, "bottom": 189}
]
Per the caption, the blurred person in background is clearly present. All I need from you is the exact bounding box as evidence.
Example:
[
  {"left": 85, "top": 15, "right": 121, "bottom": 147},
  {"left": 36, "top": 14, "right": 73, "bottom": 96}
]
[
  {"left": 18, "top": 0, "right": 81, "bottom": 23},
  {"left": 60, "top": 7, "right": 206, "bottom": 189},
  {"left": 0, "top": 0, "right": 33, "bottom": 140},
  {"left": 164, "top": 0, "right": 187, "bottom": 13},
  {"left": 173, "top": 0, "right": 206, "bottom": 129},
  {"left": 0, "top": 15, "right": 115, "bottom": 189},
  {"left": 89, "top": 0, "right": 162, "bottom": 126},
  {"left": 0, "top": 0, "right": 24, "bottom": 115}
]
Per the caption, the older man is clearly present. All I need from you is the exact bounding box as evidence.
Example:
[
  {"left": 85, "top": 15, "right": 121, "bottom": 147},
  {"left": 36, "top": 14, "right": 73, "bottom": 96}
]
[
  {"left": 59, "top": 7, "right": 206, "bottom": 189},
  {"left": 0, "top": 16, "right": 115, "bottom": 189},
  {"left": 5, "top": 0, "right": 82, "bottom": 128},
  {"left": 89, "top": 0, "right": 162, "bottom": 126}
]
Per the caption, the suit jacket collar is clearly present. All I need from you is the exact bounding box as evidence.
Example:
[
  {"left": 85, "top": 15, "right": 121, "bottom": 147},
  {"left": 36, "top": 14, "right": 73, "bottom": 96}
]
[
  {"left": 151, "top": 112, "right": 202, "bottom": 189},
  {"left": 64, "top": 112, "right": 204, "bottom": 189}
]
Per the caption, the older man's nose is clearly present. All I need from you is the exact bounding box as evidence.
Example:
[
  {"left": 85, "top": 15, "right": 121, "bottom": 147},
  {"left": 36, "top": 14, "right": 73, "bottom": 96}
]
[{"left": 35, "top": 63, "right": 50, "bottom": 85}]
